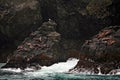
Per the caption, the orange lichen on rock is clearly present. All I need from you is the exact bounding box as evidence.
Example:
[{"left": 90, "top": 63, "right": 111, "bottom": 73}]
[
  {"left": 97, "top": 29, "right": 113, "bottom": 38},
  {"left": 102, "top": 37, "right": 116, "bottom": 45},
  {"left": 107, "top": 39, "right": 116, "bottom": 45}
]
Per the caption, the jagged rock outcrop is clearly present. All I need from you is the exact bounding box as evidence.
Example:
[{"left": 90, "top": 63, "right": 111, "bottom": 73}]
[
  {"left": 0, "top": 32, "right": 15, "bottom": 62},
  {"left": 70, "top": 26, "right": 120, "bottom": 74},
  {"left": 2, "top": 20, "right": 60, "bottom": 69}
]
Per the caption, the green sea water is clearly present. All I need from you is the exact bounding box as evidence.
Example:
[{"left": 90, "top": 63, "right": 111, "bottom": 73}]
[
  {"left": 0, "top": 72, "right": 120, "bottom": 80},
  {"left": 0, "top": 59, "right": 120, "bottom": 80}
]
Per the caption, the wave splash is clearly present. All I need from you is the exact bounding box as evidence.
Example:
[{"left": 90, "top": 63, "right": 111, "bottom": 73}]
[
  {"left": 0, "top": 58, "right": 78, "bottom": 76},
  {"left": 1, "top": 58, "right": 120, "bottom": 77},
  {"left": 24, "top": 58, "right": 79, "bottom": 77}
]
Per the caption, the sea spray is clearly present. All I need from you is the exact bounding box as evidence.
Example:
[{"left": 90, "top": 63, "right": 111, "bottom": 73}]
[
  {"left": 1, "top": 68, "right": 22, "bottom": 73},
  {"left": 0, "top": 63, "right": 6, "bottom": 68},
  {"left": 97, "top": 66, "right": 102, "bottom": 75},
  {"left": 1, "top": 58, "right": 120, "bottom": 80},
  {"left": 24, "top": 58, "right": 79, "bottom": 77}
]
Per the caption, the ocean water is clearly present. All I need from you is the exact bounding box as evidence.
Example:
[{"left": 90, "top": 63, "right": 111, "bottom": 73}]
[{"left": 0, "top": 58, "right": 120, "bottom": 80}]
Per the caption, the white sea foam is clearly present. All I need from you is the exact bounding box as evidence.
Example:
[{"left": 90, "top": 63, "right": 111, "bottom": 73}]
[
  {"left": 0, "top": 63, "right": 6, "bottom": 68},
  {"left": 0, "top": 67, "right": 37, "bottom": 73},
  {"left": 108, "top": 69, "right": 120, "bottom": 75},
  {"left": 1, "top": 68, "right": 22, "bottom": 73},
  {"left": 97, "top": 67, "right": 102, "bottom": 75},
  {"left": 116, "top": 72, "right": 120, "bottom": 75},
  {"left": 1, "top": 59, "right": 120, "bottom": 76},
  {"left": 0, "top": 58, "right": 78, "bottom": 75},
  {"left": 24, "top": 58, "right": 79, "bottom": 77}
]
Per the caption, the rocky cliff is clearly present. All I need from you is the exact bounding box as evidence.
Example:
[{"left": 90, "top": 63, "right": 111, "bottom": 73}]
[
  {"left": 0, "top": 0, "right": 120, "bottom": 73},
  {"left": 1, "top": 0, "right": 117, "bottom": 44}
]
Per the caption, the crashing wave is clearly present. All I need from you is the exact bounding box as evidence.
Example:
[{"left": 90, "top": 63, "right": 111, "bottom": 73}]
[
  {"left": 1, "top": 58, "right": 120, "bottom": 76},
  {"left": 0, "top": 58, "right": 78, "bottom": 75},
  {"left": 24, "top": 58, "right": 79, "bottom": 77}
]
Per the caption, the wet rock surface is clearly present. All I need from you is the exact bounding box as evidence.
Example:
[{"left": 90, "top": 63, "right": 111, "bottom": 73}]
[
  {"left": 71, "top": 26, "right": 120, "bottom": 74},
  {"left": 70, "top": 60, "right": 99, "bottom": 74}
]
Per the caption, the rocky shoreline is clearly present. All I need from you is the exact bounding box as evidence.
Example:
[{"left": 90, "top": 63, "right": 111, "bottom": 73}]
[{"left": 0, "top": 0, "right": 120, "bottom": 74}]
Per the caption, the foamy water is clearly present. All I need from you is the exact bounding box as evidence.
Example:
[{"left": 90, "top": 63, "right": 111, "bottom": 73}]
[
  {"left": 24, "top": 58, "right": 79, "bottom": 77},
  {"left": 0, "top": 58, "right": 79, "bottom": 76},
  {"left": 1, "top": 58, "right": 120, "bottom": 77},
  {"left": 0, "top": 63, "right": 6, "bottom": 68},
  {"left": 0, "top": 59, "right": 120, "bottom": 80},
  {"left": 1, "top": 68, "right": 22, "bottom": 73}
]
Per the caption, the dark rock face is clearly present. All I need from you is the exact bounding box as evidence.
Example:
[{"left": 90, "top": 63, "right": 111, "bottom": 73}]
[
  {"left": 70, "top": 60, "right": 99, "bottom": 74},
  {"left": 109, "top": 0, "right": 120, "bottom": 25},
  {"left": 0, "top": 0, "right": 119, "bottom": 47},
  {"left": 0, "top": 0, "right": 42, "bottom": 63},
  {"left": 39, "top": 0, "right": 57, "bottom": 21},
  {"left": 1, "top": 0, "right": 119, "bottom": 42},
  {"left": 37, "top": 0, "right": 115, "bottom": 39},
  {"left": 0, "top": 32, "right": 15, "bottom": 63},
  {"left": 71, "top": 26, "right": 120, "bottom": 74},
  {"left": 0, "top": 0, "right": 120, "bottom": 44},
  {"left": 86, "top": 0, "right": 112, "bottom": 18},
  {"left": 56, "top": 0, "right": 112, "bottom": 39},
  {"left": 0, "top": 0, "right": 42, "bottom": 41}
]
